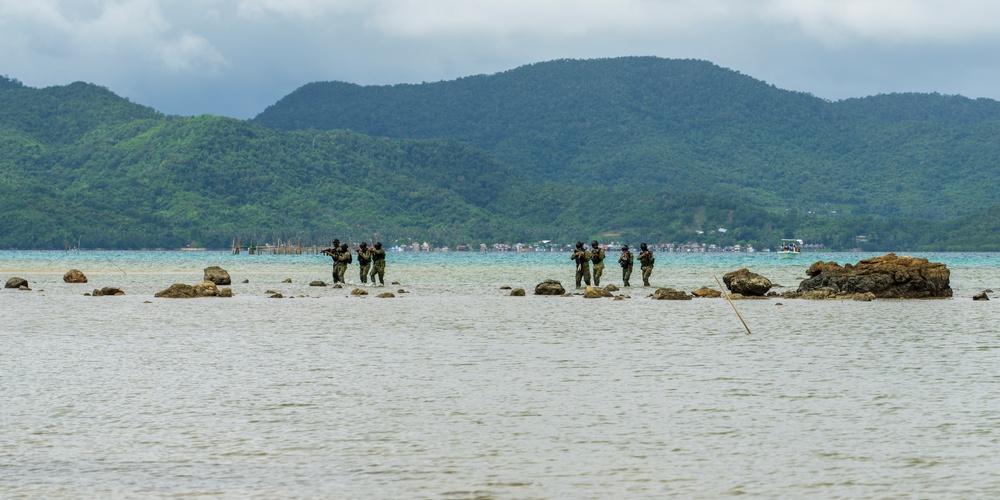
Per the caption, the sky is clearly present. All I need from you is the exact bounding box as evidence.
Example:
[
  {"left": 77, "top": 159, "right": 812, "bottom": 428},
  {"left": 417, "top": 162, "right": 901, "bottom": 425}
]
[{"left": 3, "top": 0, "right": 1000, "bottom": 119}]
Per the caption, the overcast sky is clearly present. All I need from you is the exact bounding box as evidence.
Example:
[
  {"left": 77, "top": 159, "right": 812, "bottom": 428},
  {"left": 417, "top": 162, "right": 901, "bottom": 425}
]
[{"left": 3, "top": 0, "right": 1000, "bottom": 118}]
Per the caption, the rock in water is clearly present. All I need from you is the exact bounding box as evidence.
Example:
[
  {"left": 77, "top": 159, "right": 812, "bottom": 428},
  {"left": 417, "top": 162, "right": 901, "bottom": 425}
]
[
  {"left": 5, "top": 277, "right": 28, "bottom": 289},
  {"left": 155, "top": 282, "right": 221, "bottom": 298},
  {"left": 64, "top": 269, "right": 88, "bottom": 283},
  {"left": 203, "top": 266, "right": 231, "bottom": 285},
  {"left": 510, "top": 288, "right": 526, "bottom": 296},
  {"left": 692, "top": 287, "right": 722, "bottom": 298},
  {"left": 722, "top": 268, "right": 772, "bottom": 296},
  {"left": 797, "top": 253, "right": 951, "bottom": 298},
  {"left": 534, "top": 279, "right": 566, "bottom": 296},
  {"left": 651, "top": 288, "right": 692, "bottom": 300}
]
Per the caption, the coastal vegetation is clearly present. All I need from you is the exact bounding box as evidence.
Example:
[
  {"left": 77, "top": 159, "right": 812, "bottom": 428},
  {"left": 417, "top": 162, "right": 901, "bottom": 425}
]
[{"left": 3, "top": 59, "right": 1000, "bottom": 250}]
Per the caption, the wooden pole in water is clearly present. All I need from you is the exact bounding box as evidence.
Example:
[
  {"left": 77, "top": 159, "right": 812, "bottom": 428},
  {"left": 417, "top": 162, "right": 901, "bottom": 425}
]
[{"left": 714, "top": 275, "right": 751, "bottom": 335}]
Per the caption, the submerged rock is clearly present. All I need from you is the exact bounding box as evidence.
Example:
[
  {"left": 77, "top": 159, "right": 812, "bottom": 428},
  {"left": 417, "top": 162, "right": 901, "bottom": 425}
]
[
  {"left": 377, "top": 292, "right": 395, "bottom": 298},
  {"left": 351, "top": 288, "right": 369, "bottom": 296},
  {"left": 797, "top": 253, "right": 951, "bottom": 299},
  {"left": 64, "top": 269, "right": 88, "bottom": 283},
  {"left": 510, "top": 288, "right": 526, "bottom": 296},
  {"left": 154, "top": 282, "right": 224, "bottom": 298},
  {"left": 309, "top": 280, "right": 327, "bottom": 287},
  {"left": 583, "top": 286, "right": 614, "bottom": 298},
  {"left": 651, "top": 288, "right": 692, "bottom": 300},
  {"left": 973, "top": 291, "right": 990, "bottom": 301},
  {"left": 692, "top": 287, "right": 722, "bottom": 298},
  {"left": 92, "top": 286, "right": 125, "bottom": 296},
  {"left": 534, "top": 279, "right": 566, "bottom": 296}
]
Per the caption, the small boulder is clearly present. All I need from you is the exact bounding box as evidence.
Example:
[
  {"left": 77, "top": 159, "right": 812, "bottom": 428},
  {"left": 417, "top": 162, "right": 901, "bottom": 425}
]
[
  {"left": 973, "top": 291, "right": 990, "bottom": 301},
  {"left": 377, "top": 292, "right": 395, "bottom": 298},
  {"left": 351, "top": 288, "right": 369, "bottom": 296},
  {"left": 203, "top": 266, "right": 231, "bottom": 285},
  {"left": 722, "top": 269, "right": 773, "bottom": 296},
  {"left": 499, "top": 285, "right": 512, "bottom": 290},
  {"left": 155, "top": 282, "right": 219, "bottom": 298},
  {"left": 534, "top": 279, "right": 566, "bottom": 296},
  {"left": 651, "top": 288, "right": 692, "bottom": 300},
  {"left": 309, "top": 280, "right": 327, "bottom": 287},
  {"left": 282, "top": 278, "right": 292, "bottom": 283},
  {"left": 583, "top": 286, "right": 614, "bottom": 298},
  {"left": 269, "top": 292, "right": 284, "bottom": 298},
  {"left": 219, "top": 288, "right": 234, "bottom": 298},
  {"left": 98, "top": 287, "right": 125, "bottom": 296},
  {"left": 692, "top": 287, "right": 722, "bottom": 298},
  {"left": 63, "top": 269, "right": 88, "bottom": 283},
  {"left": 5, "top": 277, "right": 28, "bottom": 289},
  {"left": 604, "top": 284, "right": 620, "bottom": 292},
  {"left": 510, "top": 288, "right": 526, "bottom": 296}
]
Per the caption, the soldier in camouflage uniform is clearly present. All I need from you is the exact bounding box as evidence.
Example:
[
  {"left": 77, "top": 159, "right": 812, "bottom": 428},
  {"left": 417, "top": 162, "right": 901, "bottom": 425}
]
[
  {"left": 334, "top": 243, "right": 351, "bottom": 284},
  {"left": 572, "top": 241, "right": 592, "bottom": 288},
  {"left": 369, "top": 242, "right": 386, "bottom": 285},
  {"left": 357, "top": 242, "right": 372, "bottom": 284},
  {"left": 321, "top": 239, "right": 341, "bottom": 283},
  {"left": 590, "top": 240, "right": 606, "bottom": 287},
  {"left": 618, "top": 245, "right": 634, "bottom": 287},
  {"left": 637, "top": 242, "right": 655, "bottom": 286}
]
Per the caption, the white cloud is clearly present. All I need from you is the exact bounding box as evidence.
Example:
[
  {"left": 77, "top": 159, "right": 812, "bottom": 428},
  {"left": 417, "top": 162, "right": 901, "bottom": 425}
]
[{"left": 760, "top": 0, "right": 1000, "bottom": 45}]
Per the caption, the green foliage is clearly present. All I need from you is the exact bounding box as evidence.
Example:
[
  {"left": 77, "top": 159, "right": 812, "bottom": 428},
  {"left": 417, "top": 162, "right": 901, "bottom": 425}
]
[
  {"left": 255, "top": 57, "right": 1000, "bottom": 222},
  {"left": 3, "top": 61, "right": 1000, "bottom": 250}
]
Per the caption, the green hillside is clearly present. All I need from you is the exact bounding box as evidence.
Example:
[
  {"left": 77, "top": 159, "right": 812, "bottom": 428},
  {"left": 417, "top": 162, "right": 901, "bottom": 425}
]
[
  {"left": 1, "top": 79, "right": 790, "bottom": 249},
  {"left": 254, "top": 57, "right": 1000, "bottom": 221},
  {"left": 4, "top": 63, "right": 1000, "bottom": 250}
]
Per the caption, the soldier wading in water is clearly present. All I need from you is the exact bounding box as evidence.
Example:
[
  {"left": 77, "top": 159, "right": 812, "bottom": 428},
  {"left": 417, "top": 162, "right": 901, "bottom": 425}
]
[
  {"left": 356, "top": 242, "right": 372, "bottom": 284},
  {"left": 618, "top": 245, "right": 634, "bottom": 287},
  {"left": 369, "top": 242, "right": 386, "bottom": 285},
  {"left": 321, "top": 239, "right": 341, "bottom": 283},
  {"left": 590, "top": 240, "right": 605, "bottom": 287},
  {"left": 637, "top": 243, "right": 655, "bottom": 286},
  {"left": 572, "top": 241, "right": 592, "bottom": 288}
]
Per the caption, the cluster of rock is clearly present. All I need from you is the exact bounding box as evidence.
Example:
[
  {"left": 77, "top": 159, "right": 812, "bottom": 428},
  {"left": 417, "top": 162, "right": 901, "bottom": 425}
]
[
  {"left": 155, "top": 281, "right": 233, "bottom": 298},
  {"left": 788, "top": 253, "right": 952, "bottom": 299},
  {"left": 525, "top": 254, "right": 955, "bottom": 301}
]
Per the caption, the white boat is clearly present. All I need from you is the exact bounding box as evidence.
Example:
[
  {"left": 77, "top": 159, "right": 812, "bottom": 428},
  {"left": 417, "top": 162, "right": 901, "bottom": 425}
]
[{"left": 778, "top": 238, "right": 803, "bottom": 259}]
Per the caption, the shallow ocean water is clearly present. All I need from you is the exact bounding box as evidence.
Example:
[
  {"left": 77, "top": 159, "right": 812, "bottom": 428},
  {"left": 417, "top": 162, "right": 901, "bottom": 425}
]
[{"left": 2, "top": 250, "right": 1000, "bottom": 498}]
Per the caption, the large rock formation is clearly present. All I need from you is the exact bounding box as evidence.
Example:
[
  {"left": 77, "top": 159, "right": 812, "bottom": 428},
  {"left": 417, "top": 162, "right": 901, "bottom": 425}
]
[
  {"left": 203, "top": 266, "right": 232, "bottom": 285},
  {"left": 64, "top": 269, "right": 88, "bottom": 283},
  {"left": 796, "top": 253, "right": 951, "bottom": 299},
  {"left": 534, "top": 279, "right": 566, "bottom": 295},
  {"left": 722, "top": 268, "right": 772, "bottom": 296}
]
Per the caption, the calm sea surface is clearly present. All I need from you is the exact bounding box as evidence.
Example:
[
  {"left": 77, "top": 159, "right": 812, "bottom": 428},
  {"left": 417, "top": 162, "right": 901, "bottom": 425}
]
[{"left": 2, "top": 250, "right": 1000, "bottom": 498}]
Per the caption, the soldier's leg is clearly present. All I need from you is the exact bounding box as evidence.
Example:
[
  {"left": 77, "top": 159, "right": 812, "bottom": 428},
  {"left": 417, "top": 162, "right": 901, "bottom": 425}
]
[
  {"left": 643, "top": 266, "right": 652, "bottom": 286},
  {"left": 593, "top": 267, "right": 602, "bottom": 287},
  {"left": 623, "top": 267, "right": 631, "bottom": 287},
  {"left": 575, "top": 268, "right": 582, "bottom": 288}
]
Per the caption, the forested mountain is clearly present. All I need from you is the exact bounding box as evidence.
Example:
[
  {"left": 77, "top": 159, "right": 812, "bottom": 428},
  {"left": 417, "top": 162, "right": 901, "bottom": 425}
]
[
  {"left": 254, "top": 57, "right": 1000, "bottom": 221},
  {"left": 3, "top": 60, "right": 1000, "bottom": 250},
  {"left": 0, "top": 78, "right": 782, "bottom": 249}
]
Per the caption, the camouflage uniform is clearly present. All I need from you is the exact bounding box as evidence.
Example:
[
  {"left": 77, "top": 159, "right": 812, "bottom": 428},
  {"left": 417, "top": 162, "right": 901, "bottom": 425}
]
[
  {"left": 323, "top": 239, "right": 341, "bottom": 283},
  {"left": 572, "top": 245, "right": 592, "bottom": 288},
  {"left": 357, "top": 244, "right": 372, "bottom": 284},
  {"left": 618, "top": 247, "right": 634, "bottom": 287},
  {"left": 334, "top": 244, "right": 351, "bottom": 283},
  {"left": 369, "top": 244, "right": 386, "bottom": 285},
  {"left": 590, "top": 243, "right": 606, "bottom": 286},
  {"left": 638, "top": 246, "right": 655, "bottom": 286}
]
